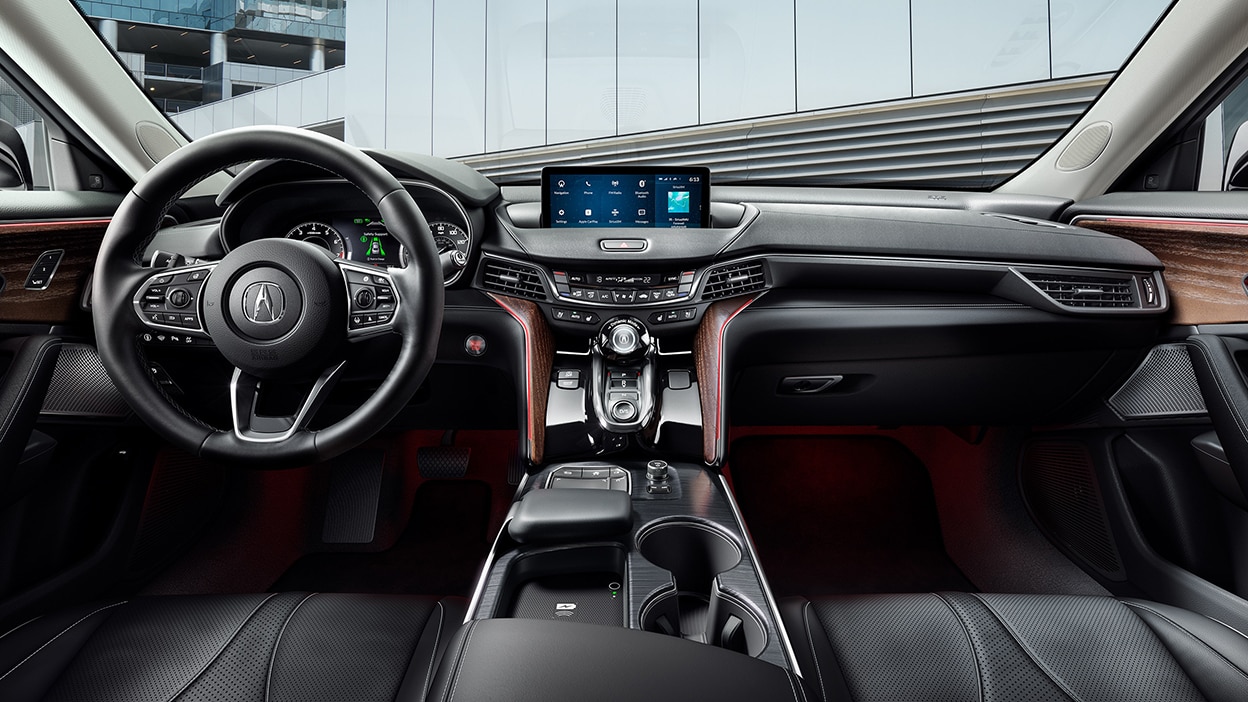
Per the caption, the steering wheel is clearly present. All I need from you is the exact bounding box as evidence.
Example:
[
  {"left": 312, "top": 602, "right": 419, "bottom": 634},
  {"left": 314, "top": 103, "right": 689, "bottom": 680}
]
[{"left": 93, "top": 126, "right": 444, "bottom": 465}]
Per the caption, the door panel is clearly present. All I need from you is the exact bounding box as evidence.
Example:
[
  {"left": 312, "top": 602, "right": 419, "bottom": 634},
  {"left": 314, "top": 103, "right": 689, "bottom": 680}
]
[{"left": 1051, "top": 190, "right": 1248, "bottom": 621}]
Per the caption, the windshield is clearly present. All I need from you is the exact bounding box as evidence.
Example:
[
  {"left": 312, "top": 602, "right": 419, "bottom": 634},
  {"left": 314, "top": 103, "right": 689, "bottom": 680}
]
[{"left": 76, "top": 0, "right": 1172, "bottom": 189}]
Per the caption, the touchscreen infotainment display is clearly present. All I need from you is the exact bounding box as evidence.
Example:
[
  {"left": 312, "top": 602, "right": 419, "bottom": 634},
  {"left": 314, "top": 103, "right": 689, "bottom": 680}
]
[{"left": 542, "top": 166, "right": 710, "bottom": 229}]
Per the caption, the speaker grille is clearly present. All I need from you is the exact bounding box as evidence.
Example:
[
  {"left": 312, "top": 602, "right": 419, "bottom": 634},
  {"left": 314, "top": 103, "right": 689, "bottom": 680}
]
[
  {"left": 40, "top": 343, "right": 130, "bottom": 417},
  {"left": 1020, "top": 440, "right": 1124, "bottom": 579},
  {"left": 1108, "top": 344, "right": 1206, "bottom": 418},
  {"left": 1057, "top": 121, "right": 1112, "bottom": 171}
]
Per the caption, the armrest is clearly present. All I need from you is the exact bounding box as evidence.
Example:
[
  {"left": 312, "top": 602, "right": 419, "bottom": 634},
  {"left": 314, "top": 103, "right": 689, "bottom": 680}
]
[
  {"left": 428, "top": 618, "right": 804, "bottom": 702},
  {"left": 507, "top": 488, "right": 632, "bottom": 544}
]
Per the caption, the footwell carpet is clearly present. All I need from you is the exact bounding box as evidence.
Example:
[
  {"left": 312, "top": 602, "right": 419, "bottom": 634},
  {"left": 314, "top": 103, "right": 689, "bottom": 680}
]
[{"left": 729, "top": 435, "right": 974, "bottom": 596}]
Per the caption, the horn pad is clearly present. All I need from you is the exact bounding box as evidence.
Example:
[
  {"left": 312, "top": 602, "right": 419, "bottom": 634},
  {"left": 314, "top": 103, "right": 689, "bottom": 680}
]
[{"left": 201, "top": 238, "right": 347, "bottom": 378}]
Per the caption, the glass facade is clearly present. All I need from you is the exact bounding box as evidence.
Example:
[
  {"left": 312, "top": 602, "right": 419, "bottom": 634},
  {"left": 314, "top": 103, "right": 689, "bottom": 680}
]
[
  {"left": 345, "top": 0, "right": 1171, "bottom": 158},
  {"left": 76, "top": 1, "right": 344, "bottom": 41}
]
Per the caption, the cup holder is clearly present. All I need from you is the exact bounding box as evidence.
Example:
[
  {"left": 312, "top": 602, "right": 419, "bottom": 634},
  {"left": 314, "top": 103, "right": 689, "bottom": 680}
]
[{"left": 636, "top": 518, "right": 767, "bottom": 657}]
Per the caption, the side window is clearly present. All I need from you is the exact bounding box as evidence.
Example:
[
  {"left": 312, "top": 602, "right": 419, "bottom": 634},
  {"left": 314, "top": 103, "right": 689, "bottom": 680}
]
[
  {"left": 1198, "top": 75, "right": 1248, "bottom": 190},
  {"left": 0, "top": 75, "right": 51, "bottom": 191}
]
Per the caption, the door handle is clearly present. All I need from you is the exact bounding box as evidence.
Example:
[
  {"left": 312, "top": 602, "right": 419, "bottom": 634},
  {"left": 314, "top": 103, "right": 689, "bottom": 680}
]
[{"left": 778, "top": 375, "right": 843, "bottom": 395}]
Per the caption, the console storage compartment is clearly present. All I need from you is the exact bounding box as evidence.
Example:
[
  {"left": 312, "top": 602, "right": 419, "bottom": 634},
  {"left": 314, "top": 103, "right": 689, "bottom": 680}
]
[{"left": 493, "top": 544, "right": 628, "bottom": 627}]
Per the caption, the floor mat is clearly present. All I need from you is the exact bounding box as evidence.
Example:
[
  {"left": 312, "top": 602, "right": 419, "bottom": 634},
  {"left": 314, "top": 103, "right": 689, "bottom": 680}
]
[
  {"left": 272, "top": 480, "right": 492, "bottom": 596},
  {"left": 729, "top": 435, "right": 974, "bottom": 597}
]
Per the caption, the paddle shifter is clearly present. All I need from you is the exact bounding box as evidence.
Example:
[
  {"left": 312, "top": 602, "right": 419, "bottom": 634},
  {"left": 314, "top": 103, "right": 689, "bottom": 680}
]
[{"left": 591, "top": 316, "right": 654, "bottom": 432}]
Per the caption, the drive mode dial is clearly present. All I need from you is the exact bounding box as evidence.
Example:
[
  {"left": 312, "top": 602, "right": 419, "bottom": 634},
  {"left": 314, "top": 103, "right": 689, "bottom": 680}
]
[{"left": 599, "top": 316, "right": 650, "bottom": 358}]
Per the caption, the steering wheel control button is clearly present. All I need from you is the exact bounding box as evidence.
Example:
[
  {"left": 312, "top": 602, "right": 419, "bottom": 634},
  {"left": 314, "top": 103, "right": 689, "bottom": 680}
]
[
  {"left": 167, "top": 288, "right": 192, "bottom": 308},
  {"left": 465, "top": 335, "right": 487, "bottom": 357},
  {"left": 354, "top": 287, "right": 375, "bottom": 309},
  {"left": 134, "top": 264, "right": 216, "bottom": 334}
]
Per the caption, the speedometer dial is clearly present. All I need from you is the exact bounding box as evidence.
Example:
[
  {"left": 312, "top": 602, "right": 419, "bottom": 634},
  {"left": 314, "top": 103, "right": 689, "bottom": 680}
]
[
  {"left": 286, "top": 222, "right": 346, "bottom": 259},
  {"left": 429, "top": 221, "right": 470, "bottom": 256}
]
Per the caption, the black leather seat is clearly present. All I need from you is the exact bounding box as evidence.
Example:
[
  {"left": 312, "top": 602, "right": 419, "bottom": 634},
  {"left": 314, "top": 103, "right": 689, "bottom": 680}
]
[
  {"left": 783, "top": 592, "right": 1248, "bottom": 702},
  {"left": 0, "top": 593, "right": 465, "bottom": 702}
]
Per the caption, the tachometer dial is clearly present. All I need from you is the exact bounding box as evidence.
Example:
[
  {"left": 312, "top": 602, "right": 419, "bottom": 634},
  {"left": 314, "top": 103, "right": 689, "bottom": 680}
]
[{"left": 286, "top": 222, "right": 346, "bottom": 259}]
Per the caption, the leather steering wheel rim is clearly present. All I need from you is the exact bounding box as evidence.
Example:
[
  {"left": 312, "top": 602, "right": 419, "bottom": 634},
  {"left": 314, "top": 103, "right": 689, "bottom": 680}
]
[{"left": 93, "top": 126, "right": 444, "bottom": 466}]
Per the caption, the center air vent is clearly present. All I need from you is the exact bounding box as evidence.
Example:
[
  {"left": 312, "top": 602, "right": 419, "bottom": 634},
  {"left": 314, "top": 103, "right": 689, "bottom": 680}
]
[
  {"left": 1023, "top": 271, "right": 1134, "bottom": 308},
  {"left": 482, "top": 260, "right": 547, "bottom": 301},
  {"left": 703, "top": 261, "right": 766, "bottom": 300}
]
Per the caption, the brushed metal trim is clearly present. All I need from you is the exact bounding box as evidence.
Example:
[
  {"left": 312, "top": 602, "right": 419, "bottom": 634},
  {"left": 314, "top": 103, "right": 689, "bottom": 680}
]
[{"left": 717, "top": 471, "right": 803, "bottom": 678}]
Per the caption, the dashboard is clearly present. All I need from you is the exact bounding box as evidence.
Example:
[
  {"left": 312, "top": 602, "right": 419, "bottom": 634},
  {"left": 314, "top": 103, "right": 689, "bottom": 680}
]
[{"left": 145, "top": 151, "right": 1169, "bottom": 465}]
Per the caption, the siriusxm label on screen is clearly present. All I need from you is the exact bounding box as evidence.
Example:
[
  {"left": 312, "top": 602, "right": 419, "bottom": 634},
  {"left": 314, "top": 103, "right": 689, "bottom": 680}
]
[{"left": 542, "top": 167, "right": 710, "bottom": 229}]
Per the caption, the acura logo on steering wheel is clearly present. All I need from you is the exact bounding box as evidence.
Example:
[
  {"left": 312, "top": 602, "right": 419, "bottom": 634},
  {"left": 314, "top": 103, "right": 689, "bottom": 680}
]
[{"left": 242, "top": 282, "right": 285, "bottom": 324}]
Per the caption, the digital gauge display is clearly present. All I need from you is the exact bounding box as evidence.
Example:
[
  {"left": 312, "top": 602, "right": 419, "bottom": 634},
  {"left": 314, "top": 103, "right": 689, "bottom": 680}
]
[{"left": 351, "top": 217, "right": 403, "bottom": 267}]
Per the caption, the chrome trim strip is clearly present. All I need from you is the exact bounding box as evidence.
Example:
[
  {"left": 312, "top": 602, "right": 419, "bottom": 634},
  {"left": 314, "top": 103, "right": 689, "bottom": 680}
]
[
  {"left": 229, "top": 360, "right": 346, "bottom": 443},
  {"left": 717, "top": 472, "right": 803, "bottom": 677},
  {"left": 466, "top": 470, "right": 531, "bottom": 623}
]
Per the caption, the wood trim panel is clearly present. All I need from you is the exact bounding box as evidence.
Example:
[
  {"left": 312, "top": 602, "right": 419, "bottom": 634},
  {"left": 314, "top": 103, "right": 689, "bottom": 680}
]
[
  {"left": 1076, "top": 218, "right": 1248, "bottom": 325},
  {"left": 485, "top": 293, "right": 553, "bottom": 465},
  {"left": 0, "top": 219, "right": 110, "bottom": 324},
  {"left": 694, "top": 296, "right": 758, "bottom": 465}
]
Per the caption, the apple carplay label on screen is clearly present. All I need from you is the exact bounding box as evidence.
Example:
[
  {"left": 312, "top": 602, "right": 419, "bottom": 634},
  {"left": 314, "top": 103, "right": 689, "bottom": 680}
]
[{"left": 542, "top": 166, "right": 710, "bottom": 229}]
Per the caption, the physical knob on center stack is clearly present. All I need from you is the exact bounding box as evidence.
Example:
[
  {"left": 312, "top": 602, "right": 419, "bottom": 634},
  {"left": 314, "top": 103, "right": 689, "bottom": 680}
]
[{"left": 599, "top": 316, "right": 650, "bottom": 358}]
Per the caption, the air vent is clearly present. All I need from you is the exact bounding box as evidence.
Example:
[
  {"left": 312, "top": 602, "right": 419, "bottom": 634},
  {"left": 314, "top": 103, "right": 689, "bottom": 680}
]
[
  {"left": 482, "top": 260, "right": 546, "bottom": 301},
  {"left": 1023, "top": 271, "right": 1134, "bottom": 308},
  {"left": 703, "top": 261, "right": 766, "bottom": 300}
]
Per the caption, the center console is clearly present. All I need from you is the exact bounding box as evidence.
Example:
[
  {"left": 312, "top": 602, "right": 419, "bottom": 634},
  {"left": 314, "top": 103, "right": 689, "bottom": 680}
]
[{"left": 467, "top": 460, "right": 798, "bottom": 672}]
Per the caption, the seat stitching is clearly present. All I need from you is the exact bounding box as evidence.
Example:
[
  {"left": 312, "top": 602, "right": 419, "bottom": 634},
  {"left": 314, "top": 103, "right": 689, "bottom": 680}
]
[
  {"left": 168, "top": 593, "right": 281, "bottom": 702},
  {"left": 0, "top": 600, "right": 126, "bottom": 683},
  {"left": 1187, "top": 339, "right": 1248, "bottom": 447},
  {"left": 933, "top": 592, "right": 985, "bottom": 702},
  {"left": 802, "top": 602, "right": 829, "bottom": 702},
  {"left": 0, "top": 616, "right": 42, "bottom": 646},
  {"left": 1123, "top": 601, "right": 1248, "bottom": 684},
  {"left": 445, "top": 621, "right": 478, "bottom": 702},
  {"left": 264, "top": 592, "right": 317, "bottom": 702},
  {"left": 969, "top": 593, "right": 1085, "bottom": 702},
  {"left": 420, "top": 601, "right": 445, "bottom": 701}
]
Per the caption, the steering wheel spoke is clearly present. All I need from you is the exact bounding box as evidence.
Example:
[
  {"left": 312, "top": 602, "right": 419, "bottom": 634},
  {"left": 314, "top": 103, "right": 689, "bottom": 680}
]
[
  {"left": 132, "top": 262, "right": 218, "bottom": 339},
  {"left": 336, "top": 259, "right": 401, "bottom": 339},
  {"left": 230, "top": 361, "right": 347, "bottom": 443}
]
